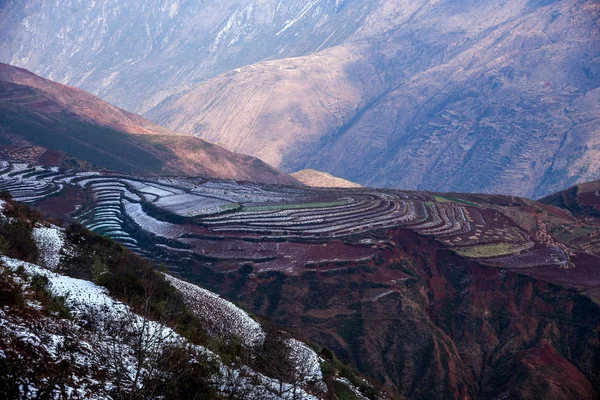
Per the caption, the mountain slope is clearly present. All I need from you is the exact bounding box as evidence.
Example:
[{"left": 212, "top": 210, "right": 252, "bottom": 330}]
[
  {"left": 0, "top": 0, "right": 378, "bottom": 114},
  {"left": 0, "top": 63, "right": 299, "bottom": 185},
  {"left": 0, "top": 61, "right": 174, "bottom": 136},
  {"left": 540, "top": 180, "right": 600, "bottom": 217},
  {"left": 1, "top": 159, "right": 599, "bottom": 398},
  {"left": 3, "top": 0, "right": 598, "bottom": 196},
  {"left": 146, "top": 0, "right": 600, "bottom": 197},
  {"left": 0, "top": 196, "right": 376, "bottom": 400}
]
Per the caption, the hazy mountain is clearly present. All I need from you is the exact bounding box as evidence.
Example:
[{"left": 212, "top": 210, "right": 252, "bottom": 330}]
[
  {"left": 0, "top": 63, "right": 299, "bottom": 185},
  {"left": 0, "top": 0, "right": 374, "bottom": 113},
  {"left": 2, "top": 0, "right": 599, "bottom": 195},
  {"left": 146, "top": 0, "right": 600, "bottom": 198},
  {"left": 291, "top": 169, "right": 361, "bottom": 188}
]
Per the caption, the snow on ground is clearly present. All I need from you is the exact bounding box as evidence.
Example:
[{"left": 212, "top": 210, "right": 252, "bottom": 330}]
[
  {"left": 0, "top": 309, "right": 112, "bottom": 399},
  {"left": 193, "top": 181, "right": 299, "bottom": 204},
  {"left": 124, "top": 199, "right": 185, "bottom": 238},
  {"left": 32, "top": 225, "right": 65, "bottom": 270},
  {"left": 0, "top": 162, "right": 29, "bottom": 177},
  {"left": 2, "top": 256, "right": 136, "bottom": 324},
  {"left": 165, "top": 274, "right": 325, "bottom": 397},
  {"left": 0, "top": 255, "right": 320, "bottom": 399},
  {"left": 333, "top": 378, "right": 371, "bottom": 400},
  {"left": 165, "top": 274, "right": 265, "bottom": 347},
  {"left": 286, "top": 338, "right": 323, "bottom": 382},
  {"left": 57, "top": 171, "right": 101, "bottom": 184},
  {"left": 0, "top": 255, "right": 185, "bottom": 398},
  {"left": 121, "top": 179, "right": 183, "bottom": 196}
]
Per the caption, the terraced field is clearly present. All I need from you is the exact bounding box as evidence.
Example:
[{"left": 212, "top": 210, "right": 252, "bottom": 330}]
[{"left": 0, "top": 159, "right": 598, "bottom": 285}]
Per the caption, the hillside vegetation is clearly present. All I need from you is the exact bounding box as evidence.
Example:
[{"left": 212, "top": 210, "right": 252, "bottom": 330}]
[{"left": 1, "top": 159, "right": 599, "bottom": 398}]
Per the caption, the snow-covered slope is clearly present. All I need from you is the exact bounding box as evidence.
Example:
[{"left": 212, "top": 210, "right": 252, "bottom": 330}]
[
  {"left": 0, "top": 255, "right": 325, "bottom": 399},
  {"left": 1, "top": 255, "right": 191, "bottom": 398},
  {"left": 32, "top": 225, "right": 65, "bottom": 270},
  {"left": 165, "top": 274, "right": 266, "bottom": 348}
]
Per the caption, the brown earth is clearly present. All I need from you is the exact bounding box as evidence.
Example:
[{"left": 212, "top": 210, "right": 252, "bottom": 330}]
[
  {"left": 0, "top": 63, "right": 300, "bottom": 185},
  {"left": 2, "top": 164, "right": 600, "bottom": 400},
  {"left": 10, "top": 162, "right": 600, "bottom": 399},
  {"left": 179, "top": 227, "right": 600, "bottom": 400},
  {"left": 135, "top": 186, "right": 600, "bottom": 399}
]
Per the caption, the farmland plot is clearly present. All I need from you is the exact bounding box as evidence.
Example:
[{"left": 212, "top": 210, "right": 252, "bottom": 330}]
[
  {"left": 0, "top": 159, "right": 593, "bottom": 283},
  {"left": 154, "top": 193, "right": 237, "bottom": 217}
]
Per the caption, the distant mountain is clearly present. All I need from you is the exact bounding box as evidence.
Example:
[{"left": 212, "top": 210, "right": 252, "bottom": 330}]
[
  {"left": 0, "top": 63, "right": 299, "bottom": 185},
  {"left": 2, "top": 0, "right": 598, "bottom": 197},
  {"left": 0, "top": 0, "right": 375, "bottom": 114},
  {"left": 291, "top": 169, "right": 361, "bottom": 188},
  {"left": 145, "top": 0, "right": 600, "bottom": 198}
]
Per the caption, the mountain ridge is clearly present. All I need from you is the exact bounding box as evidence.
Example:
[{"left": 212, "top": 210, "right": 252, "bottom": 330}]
[
  {"left": 146, "top": 0, "right": 600, "bottom": 197},
  {"left": 0, "top": 63, "right": 300, "bottom": 185}
]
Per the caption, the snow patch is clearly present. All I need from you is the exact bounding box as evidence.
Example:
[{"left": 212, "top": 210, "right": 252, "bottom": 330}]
[{"left": 32, "top": 225, "right": 65, "bottom": 270}]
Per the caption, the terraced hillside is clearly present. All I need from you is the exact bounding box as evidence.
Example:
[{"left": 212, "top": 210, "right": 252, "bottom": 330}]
[
  {"left": 540, "top": 180, "right": 600, "bottom": 257},
  {"left": 0, "top": 63, "right": 299, "bottom": 185},
  {"left": 0, "top": 159, "right": 599, "bottom": 398}
]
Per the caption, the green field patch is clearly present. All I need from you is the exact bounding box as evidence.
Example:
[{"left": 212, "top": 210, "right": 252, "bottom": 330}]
[
  {"left": 454, "top": 242, "right": 532, "bottom": 258},
  {"left": 556, "top": 226, "right": 598, "bottom": 242},
  {"left": 243, "top": 200, "right": 351, "bottom": 212}
]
